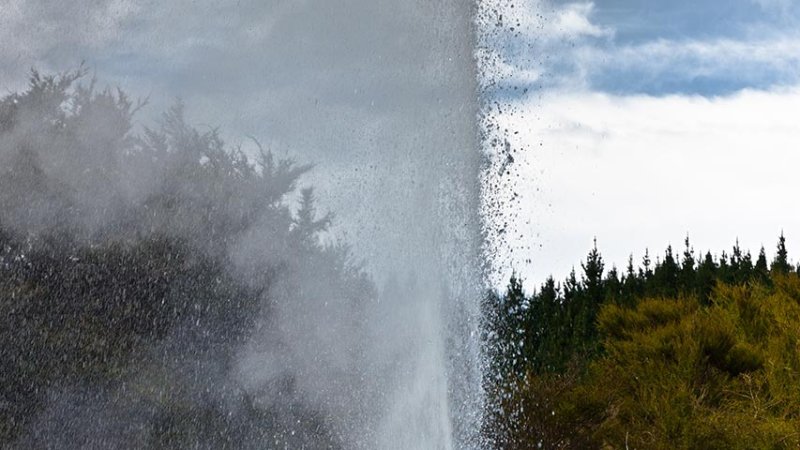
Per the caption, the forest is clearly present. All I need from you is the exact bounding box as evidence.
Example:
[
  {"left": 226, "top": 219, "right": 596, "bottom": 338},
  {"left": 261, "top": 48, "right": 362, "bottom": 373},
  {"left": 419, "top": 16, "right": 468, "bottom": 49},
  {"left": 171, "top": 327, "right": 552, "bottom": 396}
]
[
  {"left": 0, "top": 68, "right": 374, "bottom": 448},
  {"left": 484, "top": 235, "right": 800, "bottom": 449},
  {"left": 3, "top": 67, "right": 800, "bottom": 449}
]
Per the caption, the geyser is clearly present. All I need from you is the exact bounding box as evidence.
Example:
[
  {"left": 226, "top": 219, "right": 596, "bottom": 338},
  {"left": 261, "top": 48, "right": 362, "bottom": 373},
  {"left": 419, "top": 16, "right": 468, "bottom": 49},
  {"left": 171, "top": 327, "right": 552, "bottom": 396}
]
[
  {"left": 227, "top": 1, "right": 486, "bottom": 447},
  {"left": 0, "top": 0, "right": 486, "bottom": 449}
]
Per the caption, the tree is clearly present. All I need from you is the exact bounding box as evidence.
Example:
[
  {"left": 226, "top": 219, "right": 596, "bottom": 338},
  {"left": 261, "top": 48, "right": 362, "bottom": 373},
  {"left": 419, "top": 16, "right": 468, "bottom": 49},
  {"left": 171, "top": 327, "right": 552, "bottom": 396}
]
[
  {"left": 621, "top": 254, "right": 642, "bottom": 305},
  {"left": 772, "top": 232, "right": 791, "bottom": 273},
  {"left": 642, "top": 248, "right": 653, "bottom": 281},
  {"left": 293, "top": 187, "right": 332, "bottom": 244},
  {"left": 528, "top": 276, "right": 560, "bottom": 372},
  {"left": 489, "top": 249, "right": 800, "bottom": 449},
  {"left": 755, "top": 246, "right": 769, "bottom": 282},
  {"left": 582, "top": 239, "right": 604, "bottom": 299},
  {"left": 653, "top": 245, "right": 679, "bottom": 297},
  {"left": 491, "top": 274, "right": 528, "bottom": 382},
  {"left": 0, "top": 68, "right": 368, "bottom": 447},
  {"left": 692, "top": 251, "right": 716, "bottom": 303},
  {"left": 578, "top": 239, "right": 604, "bottom": 342},
  {"left": 680, "top": 236, "right": 696, "bottom": 292}
]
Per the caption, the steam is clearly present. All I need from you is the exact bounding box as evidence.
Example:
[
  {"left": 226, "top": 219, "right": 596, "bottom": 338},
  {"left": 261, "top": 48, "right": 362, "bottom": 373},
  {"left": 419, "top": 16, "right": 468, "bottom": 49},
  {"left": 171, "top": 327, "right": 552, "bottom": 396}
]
[{"left": 1, "top": 1, "right": 485, "bottom": 449}]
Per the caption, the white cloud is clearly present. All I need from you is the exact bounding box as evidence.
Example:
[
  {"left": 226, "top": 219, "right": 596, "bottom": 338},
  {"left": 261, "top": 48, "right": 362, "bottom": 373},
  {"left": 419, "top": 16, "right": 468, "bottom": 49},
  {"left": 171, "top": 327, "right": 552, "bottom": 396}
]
[
  {"left": 477, "top": 1, "right": 613, "bottom": 93},
  {"left": 508, "top": 1, "right": 612, "bottom": 41},
  {"left": 750, "top": 0, "right": 792, "bottom": 13},
  {"left": 549, "top": 3, "right": 613, "bottom": 39},
  {"left": 484, "top": 0, "right": 800, "bottom": 93},
  {"left": 583, "top": 35, "right": 800, "bottom": 82},
  {"left": 0, "top": 0, "right": 142, "bottom": 91},
  {"left": 0, "top": 0, "right": 139, "bottom": 56},
  {"left": 487, "top": 86, "right": 800, "bottom": 287}
]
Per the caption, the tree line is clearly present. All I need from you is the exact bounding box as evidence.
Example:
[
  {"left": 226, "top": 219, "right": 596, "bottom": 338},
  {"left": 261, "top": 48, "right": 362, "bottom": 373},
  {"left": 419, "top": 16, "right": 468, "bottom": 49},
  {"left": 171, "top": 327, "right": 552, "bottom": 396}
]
[
  {"left": 0, "top": 68, "right": 371, "bottom": 447},
  {"left": 484, "top": 234, "right": 800, "bottom": 448}
]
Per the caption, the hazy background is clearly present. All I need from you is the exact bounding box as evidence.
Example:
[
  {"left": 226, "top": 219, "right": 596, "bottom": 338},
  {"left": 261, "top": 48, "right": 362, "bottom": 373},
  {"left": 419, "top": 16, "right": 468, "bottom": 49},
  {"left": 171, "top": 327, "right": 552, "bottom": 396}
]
[
  {"left": 0, "top": 0, "right": 479, "bottom": 281},
  {"left": 0, "top": 1, "right": 484, "bottom": 448}
]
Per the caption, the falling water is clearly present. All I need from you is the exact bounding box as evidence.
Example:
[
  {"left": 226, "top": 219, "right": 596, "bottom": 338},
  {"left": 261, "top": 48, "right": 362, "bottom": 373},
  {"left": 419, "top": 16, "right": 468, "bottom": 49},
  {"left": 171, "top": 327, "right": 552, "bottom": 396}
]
[
  {"left": 288, "top": 0, "right": 487, "bottom": 447},
  {"left": 0, "top": 1, "right": 489, "bottom": 448}
]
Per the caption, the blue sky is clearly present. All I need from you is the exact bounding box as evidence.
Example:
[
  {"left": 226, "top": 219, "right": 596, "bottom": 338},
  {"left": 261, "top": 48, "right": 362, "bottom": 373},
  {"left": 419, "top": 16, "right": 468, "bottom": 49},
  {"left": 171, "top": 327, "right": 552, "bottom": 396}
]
[
  {"left": 579, "top": 0, "right": 785, "bottom": 42},
  {"left": 483, "top": 0, "right": 800, "bottom": 286},
  {"left": 587, "top": 0, "right": 800, "bottom": 95},
  {"left": 484, "top": 0, "right": 800, "bottom": 97}
]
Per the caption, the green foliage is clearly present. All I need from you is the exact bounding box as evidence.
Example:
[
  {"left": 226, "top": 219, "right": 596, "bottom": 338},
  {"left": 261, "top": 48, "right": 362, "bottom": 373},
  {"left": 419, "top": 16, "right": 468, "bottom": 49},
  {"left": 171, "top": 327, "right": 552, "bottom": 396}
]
[
  {"left": 486, "top": 234, "right": 794, "bottom": 380},
  {"left": 582, "top": 280, "right": 800, "bottom": 449},
  {"left": 0, "top": 69, "right": 365, "bottom": 447},
  {"left": 485, "top": 236, "right": 800, "bottom": 449},
  {"left": 771, "top": 232, "right": 792, "bottom": 274}
]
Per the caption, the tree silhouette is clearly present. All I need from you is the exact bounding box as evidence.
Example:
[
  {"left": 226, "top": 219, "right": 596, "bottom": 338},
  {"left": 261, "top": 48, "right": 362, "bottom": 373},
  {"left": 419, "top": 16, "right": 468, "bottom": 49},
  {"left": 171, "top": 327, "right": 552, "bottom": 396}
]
[{"left": 772, "top": 232, "right": 791, "bottom": 273}]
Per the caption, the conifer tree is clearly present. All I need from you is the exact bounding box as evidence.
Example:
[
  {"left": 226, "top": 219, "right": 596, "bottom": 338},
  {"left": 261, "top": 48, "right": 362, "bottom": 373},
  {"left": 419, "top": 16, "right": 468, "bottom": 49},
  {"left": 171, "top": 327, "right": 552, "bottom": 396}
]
[
  {"left": 604, "top": 266, "right": 622, "bottom": 304},
  {"left": 755, "top": 246, "right": 769, "bottom": 282},
  {"left": 293, "top": 187, "right": 332, "bottom": 245},
  {"left": 530, "top": 277, "right": 560, "bottom": 371},
  {"left": 771, "top": 232, "right": 791, "bottom": 273},
  {"left": 731, "top": 239, "right": 743, "bottom": 276},
  {"left": 622, "top": 255, "right": 640, "bottom": 306},
  {"left": 626, "top": 254, "right": 636, "bottom": 280},
  {"left": 642, "top": 249, "right": 653, "bottom": 281},
  {"left": 582, "top": 239, "right": 605, "bottom": 301},
  {"left": 694, "top": 251, "right": 717, "bottom": 302},
  {"left": 680, "top": 236, "right": 696, "bottom": 293},
  {"left": 655, "top": 245, "right": 679, "bottom": 297},
  {"left": 729, "top": 239, "right": 754, "bottom": 283},
  {"left": 567, "top": 241, "right": 605, "bottom": 348},
  {"left": 564, "top": 268, "right": 580, "bottom": 301},
  {"left": 494, "top": 274, "right": 527, "bottom": 380}
]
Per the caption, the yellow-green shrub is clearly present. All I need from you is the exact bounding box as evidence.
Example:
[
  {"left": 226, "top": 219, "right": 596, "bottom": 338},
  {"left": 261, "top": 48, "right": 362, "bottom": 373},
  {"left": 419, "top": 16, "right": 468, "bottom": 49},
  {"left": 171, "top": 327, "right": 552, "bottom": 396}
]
[{"left": 499, "top": 276, "right": 800, "bottom": 449}]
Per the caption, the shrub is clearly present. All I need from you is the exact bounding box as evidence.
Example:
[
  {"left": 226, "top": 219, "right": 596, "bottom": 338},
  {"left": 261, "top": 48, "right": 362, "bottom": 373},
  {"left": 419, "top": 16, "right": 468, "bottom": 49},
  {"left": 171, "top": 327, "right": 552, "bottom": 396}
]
[{"left": 495, "top": 275, "right": 800, "bottom": 448}]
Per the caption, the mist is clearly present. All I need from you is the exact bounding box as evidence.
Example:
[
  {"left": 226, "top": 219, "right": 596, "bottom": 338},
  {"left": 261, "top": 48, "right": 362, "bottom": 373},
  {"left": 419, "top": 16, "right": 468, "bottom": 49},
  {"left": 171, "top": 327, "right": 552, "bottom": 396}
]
[{"left": 0, "top": 1, "right": 486, "bottom": 449}]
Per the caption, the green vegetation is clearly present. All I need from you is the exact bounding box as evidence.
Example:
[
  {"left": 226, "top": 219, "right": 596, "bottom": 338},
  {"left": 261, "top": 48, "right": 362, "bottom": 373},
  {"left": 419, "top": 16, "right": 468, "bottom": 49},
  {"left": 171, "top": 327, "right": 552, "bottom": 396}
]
[
  {"left": 485, "top": 235, "right": 800, "bottom": 449},
  {"left": 6, "top": 67, "right": 800, "bottom": 449},
  {"left": 0, "top": 69, "right": 371, "bottom": 447}
]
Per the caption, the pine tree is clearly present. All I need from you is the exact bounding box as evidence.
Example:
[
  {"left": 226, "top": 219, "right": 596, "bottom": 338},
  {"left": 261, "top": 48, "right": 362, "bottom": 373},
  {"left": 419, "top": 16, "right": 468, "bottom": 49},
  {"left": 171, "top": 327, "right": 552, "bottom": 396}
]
[
  {"left": 718, "top": 251, "right": 732, "bottom": 284},
  {"left": 642, "top": 249, "right": 653, "bottom": 281},
  {"left": 626, "top": 254, "right": 636, "bottom": 280},
  {"left": 680, "top": 236, "right": 696, "bottom": 293},
  {"left": 604, "top": 266, "right": 622, "bottom": 305},
  {"left": 654, "top": 245, "right": 679, "bottom": 297},
  {"left": 731, "top": 240, "right": 742, "bottom": 277},
  {"left": 622, "top": 255, "right": 640, "bottom": 306},
  {"left": 495, "top": 274, "right": 527, "bottom": 381},
  {"left": 582, "top": 238, "right": 605, "bottom": 301},
  {"left": 530, "top": 277, "right": 560, "bottom": 371},
  {"left": 730, "top": 239, "right": 754, "bottom": 283},
  {"left": 696, "top": 251, "right": 717, "bottom": 303},
  {"left": 293, "top": 187, "right": 332, "bottom": 244},
  {"left": 755, "top": 246, "right": 769, "bottom": 282},
  {"left": 740, "top": 250, "right": 754, "bottom": 283},
  {"left": 564, "top": 268, "right": 581, "bottom": 301},
  {"left": 771, "top": 232, "right": 791, "bottom": 273},
  {"left": 574, "top": 241, "right": 605, "bottom": 347}
]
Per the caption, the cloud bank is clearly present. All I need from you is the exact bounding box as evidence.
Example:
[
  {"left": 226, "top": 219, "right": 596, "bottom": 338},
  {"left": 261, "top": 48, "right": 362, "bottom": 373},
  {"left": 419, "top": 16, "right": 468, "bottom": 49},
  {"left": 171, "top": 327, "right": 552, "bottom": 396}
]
[
  {"left": 479, "top": 0, "right": 800, "bottom": 288},
  {"left": 486, "top": 1, "right": 800, "bottom": 96},
  {"left": 491, "top": 86, "right": 800, "bottom": 286}
]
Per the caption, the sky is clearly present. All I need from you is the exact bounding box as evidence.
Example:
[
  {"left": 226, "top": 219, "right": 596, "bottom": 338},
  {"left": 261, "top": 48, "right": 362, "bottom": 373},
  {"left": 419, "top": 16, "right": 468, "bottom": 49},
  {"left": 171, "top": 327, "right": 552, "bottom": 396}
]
[
  {"left": 482, "top": 0, "right": 800, "bottom": 288},
  {"left": 3, "top": 0, "right": 800, "bottom": 290},
  {"left": 0, "top": 0, "right": 480, "bottom": 287},
  {"left": 0, "top": 3, "right": 490, "bottom": 443}
]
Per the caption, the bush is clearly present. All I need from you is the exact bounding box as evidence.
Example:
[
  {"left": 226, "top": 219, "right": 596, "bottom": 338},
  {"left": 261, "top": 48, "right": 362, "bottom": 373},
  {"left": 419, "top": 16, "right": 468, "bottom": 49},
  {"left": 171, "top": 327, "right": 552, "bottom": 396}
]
[
  {"left": 494, "top": 275, "right": 800, "bottom": 448},
  {"left": 0, "top": 69, "right": 366, "bottom": 447}
]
